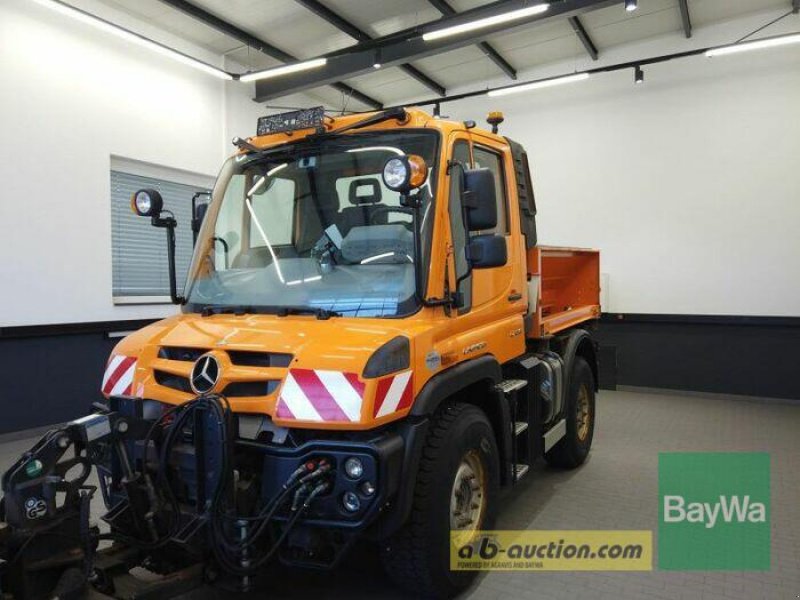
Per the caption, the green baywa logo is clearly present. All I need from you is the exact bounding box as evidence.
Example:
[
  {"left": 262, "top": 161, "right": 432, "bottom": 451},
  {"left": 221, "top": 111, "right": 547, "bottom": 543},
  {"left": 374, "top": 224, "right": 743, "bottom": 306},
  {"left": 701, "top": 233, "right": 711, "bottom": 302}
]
[
  {"left": 663, "top": 494, "right": 766, "bottom": 529},
  {"left": 658, "top": 452, "right": 770, "bottom": 571}
]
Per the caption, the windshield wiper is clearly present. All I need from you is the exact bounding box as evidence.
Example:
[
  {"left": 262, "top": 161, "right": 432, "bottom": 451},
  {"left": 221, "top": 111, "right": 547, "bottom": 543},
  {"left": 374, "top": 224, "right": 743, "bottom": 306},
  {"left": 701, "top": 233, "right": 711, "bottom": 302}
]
[
  {"left": 200, "top": 305, "right": 253, "bottom": 317},
  {"left": 275, "top": 306, "right": 341, "bottom": 320}
]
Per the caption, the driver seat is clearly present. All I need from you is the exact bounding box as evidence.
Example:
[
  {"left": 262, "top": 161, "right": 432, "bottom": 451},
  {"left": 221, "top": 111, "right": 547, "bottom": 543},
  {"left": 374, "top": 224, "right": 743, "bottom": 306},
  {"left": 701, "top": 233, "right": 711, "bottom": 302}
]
[{"left": 338, "top": 178, "right": 387, "bottom": 235}]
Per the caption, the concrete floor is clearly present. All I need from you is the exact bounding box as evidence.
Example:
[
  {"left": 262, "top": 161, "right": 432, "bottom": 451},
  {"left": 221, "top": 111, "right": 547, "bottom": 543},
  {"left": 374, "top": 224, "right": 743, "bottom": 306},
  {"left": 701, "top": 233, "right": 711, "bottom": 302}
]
[{"left": 1, "top": 389, "right": 798, "bottom": 599}]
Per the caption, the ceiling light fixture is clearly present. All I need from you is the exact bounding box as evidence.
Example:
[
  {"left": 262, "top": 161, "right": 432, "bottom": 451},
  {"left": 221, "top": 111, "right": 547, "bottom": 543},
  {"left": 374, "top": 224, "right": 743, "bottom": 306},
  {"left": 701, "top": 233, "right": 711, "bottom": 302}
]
[
  {"left": 239, "top": 58, "right": 327, "bottom": 83},
  {"left": 625, "top": 0, "right": 638, "bottom": 12},
  {"left": 373, "top": 49, "right": 382, "bottom": 70},
  {"left": 634, "top": 65, "right": 644, "bottom": 83},
  {"left": 422, "top": 3, "right": 549, "bottom": 41},
  {"left": 32, "top": 0, "right": 233, "bottom": 80},
  {"left": 487, "top": 72, "right": 590, "bottom": 97},
  {"left": 705, "top": 32, "right": 800, "bottom": 57}
]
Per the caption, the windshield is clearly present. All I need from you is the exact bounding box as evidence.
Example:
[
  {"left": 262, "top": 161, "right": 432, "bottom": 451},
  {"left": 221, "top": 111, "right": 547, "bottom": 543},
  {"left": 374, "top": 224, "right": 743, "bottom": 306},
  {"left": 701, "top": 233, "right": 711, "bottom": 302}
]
[{"left": 184, "top": 130, "right": 439, "bottom": 318}]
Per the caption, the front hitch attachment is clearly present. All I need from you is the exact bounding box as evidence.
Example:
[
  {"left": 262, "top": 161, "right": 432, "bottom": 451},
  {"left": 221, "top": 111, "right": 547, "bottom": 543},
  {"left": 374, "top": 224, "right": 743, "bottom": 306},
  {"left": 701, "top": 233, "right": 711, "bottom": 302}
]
[{"left": 0, "top": 414, "right": 111, "bottom": 599}]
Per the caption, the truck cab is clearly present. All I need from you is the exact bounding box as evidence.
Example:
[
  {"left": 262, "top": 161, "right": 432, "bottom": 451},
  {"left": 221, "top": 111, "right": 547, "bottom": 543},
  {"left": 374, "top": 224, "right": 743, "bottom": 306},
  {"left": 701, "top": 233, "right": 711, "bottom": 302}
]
[{"left": 1, "top": 107, "right": 600, "bottom": 600}]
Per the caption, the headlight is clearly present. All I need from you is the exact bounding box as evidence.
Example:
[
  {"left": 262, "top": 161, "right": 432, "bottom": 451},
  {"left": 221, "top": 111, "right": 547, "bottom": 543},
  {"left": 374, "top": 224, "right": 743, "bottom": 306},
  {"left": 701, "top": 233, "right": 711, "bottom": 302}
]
[
  {"left": 131, "top": 188, "right": 163, "bottom": 217},
  {"left": 363, "top": 336, "right": 410, "bottom": 378},
  {"left": 344, "top": 457, "right": 364, "bottom": 479}
]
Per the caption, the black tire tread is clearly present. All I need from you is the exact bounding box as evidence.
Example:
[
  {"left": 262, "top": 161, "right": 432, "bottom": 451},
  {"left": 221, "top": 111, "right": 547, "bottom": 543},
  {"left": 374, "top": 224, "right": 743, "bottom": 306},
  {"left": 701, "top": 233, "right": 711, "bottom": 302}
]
[{"left": 382, "top": 402, "right": 479, "bottom": 598}]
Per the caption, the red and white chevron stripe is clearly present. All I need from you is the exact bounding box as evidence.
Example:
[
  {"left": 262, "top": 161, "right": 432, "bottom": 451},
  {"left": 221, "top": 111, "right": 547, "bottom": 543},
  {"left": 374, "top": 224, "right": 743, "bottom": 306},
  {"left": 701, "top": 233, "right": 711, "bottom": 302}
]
[
  {"left": 276, "top": 369, "right": 366, "bottom": 422},
  {"left": 275, "top": 368, "right": 413, "bottom": 423},
  {"left": 102, "top": 355, "right": 137, "bottom": 396},
  {"left": 373, "top": 371, "right": 413, "bottom": 418}
]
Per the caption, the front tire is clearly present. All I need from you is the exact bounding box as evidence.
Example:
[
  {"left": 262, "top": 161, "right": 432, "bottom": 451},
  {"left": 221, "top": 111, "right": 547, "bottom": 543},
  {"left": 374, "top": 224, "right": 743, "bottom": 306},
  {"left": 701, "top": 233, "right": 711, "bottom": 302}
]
[
  {"left": 545, "top": 356, "right": 596, "bottom": 469},
  {"left": 381, "top": 402, "right": 499, "bottom": 599}
]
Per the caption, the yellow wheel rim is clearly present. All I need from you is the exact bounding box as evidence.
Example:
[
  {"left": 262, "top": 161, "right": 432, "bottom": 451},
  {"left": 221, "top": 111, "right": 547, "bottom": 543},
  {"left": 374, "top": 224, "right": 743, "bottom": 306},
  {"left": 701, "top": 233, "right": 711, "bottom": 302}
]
[
  {"left": 449, "top": 449, "right": 487, "bottom": 532},
  {"left": 576, "top": 384, "right": 591, "bottom": 442}
]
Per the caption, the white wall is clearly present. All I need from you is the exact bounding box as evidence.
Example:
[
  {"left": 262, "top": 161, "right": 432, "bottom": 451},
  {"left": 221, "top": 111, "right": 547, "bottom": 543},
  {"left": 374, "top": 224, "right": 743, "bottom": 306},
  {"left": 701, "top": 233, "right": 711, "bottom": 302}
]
[
  {"left": 0, "top": 0, "right": 230, "bottom": 327},
  {"left": 0, "top": 1, "right": 333, "bottom": 328},
  {"left": 2, "top": 1, "right": 799, "bottom": 326},
  {"left": 437, "top": 9, "right": 800, "bottom": 317}
]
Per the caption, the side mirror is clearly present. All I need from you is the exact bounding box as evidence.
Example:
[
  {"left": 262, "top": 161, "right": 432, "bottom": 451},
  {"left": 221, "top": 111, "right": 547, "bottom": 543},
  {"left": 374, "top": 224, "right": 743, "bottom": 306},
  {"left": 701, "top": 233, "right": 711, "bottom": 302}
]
[
  {"left": 195, "top": 202, "right": 209, "bottom": 228},
  {"left": 191, "top": 192, "right": 211, "bottom": 245},
  {"left": 462, "top": 168, "right": 497, "bottom": 232},
  {"left": 468, "top": 234, "right": 507, "bottom": 269},
  {"left": 130, "top": 189, "right": 163, "bottom": 217}
]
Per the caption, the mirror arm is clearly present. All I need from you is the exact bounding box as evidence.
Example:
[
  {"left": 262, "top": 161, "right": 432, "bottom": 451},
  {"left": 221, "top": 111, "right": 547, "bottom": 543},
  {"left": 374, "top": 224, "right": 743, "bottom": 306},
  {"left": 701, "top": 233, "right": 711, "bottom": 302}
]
[
  {"left": 150, "top": 213, "right": 186, "bottom": 305},
  {"left": 213, "top": 237, "right": 229, "bottom": 270},
  {"left": 409, "top": 196, "right": 457, "bottom": 310}
]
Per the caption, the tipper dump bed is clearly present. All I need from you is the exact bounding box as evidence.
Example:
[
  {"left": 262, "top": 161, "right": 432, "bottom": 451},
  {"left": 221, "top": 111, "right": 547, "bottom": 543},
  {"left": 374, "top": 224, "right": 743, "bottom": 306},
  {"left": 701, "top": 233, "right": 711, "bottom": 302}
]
[{"left": 527, "top": 246, "right": 601, "bottom": 338}]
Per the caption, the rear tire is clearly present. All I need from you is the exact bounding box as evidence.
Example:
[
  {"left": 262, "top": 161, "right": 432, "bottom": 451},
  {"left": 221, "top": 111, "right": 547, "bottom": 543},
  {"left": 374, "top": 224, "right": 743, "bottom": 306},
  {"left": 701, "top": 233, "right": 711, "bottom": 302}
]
[
  {"left": 545, "top": 356, "right": 596, "bottom": 469},
  {"left": 381, "top": 402, "right": 499, "bottom": 599}
]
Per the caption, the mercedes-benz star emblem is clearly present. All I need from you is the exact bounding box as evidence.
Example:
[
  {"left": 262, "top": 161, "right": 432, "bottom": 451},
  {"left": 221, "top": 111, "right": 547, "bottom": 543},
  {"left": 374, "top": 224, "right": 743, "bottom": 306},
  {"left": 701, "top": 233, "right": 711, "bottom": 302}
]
[{"left": 190, "top": 354, "right": 221, "bottom": 395}]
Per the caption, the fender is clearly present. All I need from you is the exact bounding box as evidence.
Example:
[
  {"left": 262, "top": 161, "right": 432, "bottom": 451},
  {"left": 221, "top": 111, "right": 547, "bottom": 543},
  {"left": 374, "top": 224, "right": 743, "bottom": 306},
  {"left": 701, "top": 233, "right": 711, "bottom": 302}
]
[
  {"left": 409, "top": 355, "right": 503, "bottom": 417},
  {"left": 378, "top": 356, "right": 504, "bottom": 537},
  {"left": 556, "top": 328, "right": 599, "bottom": 391}
]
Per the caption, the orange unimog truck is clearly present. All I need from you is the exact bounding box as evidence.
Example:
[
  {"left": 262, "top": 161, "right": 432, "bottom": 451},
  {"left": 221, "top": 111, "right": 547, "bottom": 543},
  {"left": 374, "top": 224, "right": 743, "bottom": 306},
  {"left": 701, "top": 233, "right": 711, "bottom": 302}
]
[{"left": 0, "top": 107, "right": 600, "bottom": 599}]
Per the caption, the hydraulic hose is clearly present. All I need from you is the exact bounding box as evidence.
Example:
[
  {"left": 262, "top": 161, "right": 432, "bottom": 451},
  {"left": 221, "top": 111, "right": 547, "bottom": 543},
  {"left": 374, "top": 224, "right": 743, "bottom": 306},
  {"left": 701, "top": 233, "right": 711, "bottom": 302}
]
[{"left": 211, "top": 483, "right": 327, "bottom": 577}]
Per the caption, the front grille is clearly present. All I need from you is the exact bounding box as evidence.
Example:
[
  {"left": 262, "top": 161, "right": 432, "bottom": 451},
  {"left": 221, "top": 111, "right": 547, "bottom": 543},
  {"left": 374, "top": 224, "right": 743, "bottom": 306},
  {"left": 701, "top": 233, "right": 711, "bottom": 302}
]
[
  {"left": 158, "top": 347, "right": 207, "bottom": 362},
  {"left": 227, "top": 351, "right": 292, "bottom": 368},
  {"left": 154, "top": 370, "right": 192, "bottom": 393},
  {"left": 223, "top": 380, "right": 280, "bottom": 397},
  {"left": 154, "top": 346, "right": 289, "bottom": 398}
]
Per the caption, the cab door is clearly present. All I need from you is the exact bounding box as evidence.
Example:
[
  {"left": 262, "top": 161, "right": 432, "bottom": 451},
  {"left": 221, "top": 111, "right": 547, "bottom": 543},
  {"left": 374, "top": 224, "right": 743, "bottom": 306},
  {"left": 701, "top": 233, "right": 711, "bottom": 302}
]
[{"left": 464, "top": 134, "right": 515, "bottom": 311}]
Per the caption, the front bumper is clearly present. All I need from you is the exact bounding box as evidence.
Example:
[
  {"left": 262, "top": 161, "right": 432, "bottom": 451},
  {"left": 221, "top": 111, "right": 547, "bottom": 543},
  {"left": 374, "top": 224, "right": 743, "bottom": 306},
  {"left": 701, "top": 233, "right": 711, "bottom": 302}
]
[{"left": 104, "top": 397, "right": 412, "bottom": 566}]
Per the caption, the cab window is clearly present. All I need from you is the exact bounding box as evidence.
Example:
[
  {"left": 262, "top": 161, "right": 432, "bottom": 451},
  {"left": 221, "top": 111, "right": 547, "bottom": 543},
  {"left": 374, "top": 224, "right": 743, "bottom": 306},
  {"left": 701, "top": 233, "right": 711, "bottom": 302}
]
[
  {"left": 450, "top": 140, "right": 472, "bottom": 312},
  {"left": 249, "top": 177, "right": 295, "bottom": 246},
  {"left": 472, "top": 146, "right": 508, "bottom": 235}
]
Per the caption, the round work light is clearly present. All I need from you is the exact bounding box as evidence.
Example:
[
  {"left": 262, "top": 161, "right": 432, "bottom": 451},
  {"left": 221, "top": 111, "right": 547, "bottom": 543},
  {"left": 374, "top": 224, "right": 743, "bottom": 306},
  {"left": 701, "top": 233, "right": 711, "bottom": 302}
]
[
  {"left": 383, "top": 158, "right": 408, "bottom": 190},
  {"left": 382, "top": 154, "right": 428, "bottom": 193},
  {"left": 131, "top": 188, "right": 164, "bottom": 217}
]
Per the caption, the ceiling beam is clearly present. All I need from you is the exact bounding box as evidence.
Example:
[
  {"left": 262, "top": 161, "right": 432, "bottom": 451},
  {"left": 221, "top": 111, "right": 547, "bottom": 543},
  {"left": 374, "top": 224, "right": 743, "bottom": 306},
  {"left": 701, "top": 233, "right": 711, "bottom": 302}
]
[
  {"left": 255, "top": 0, "right": 615, "bottom": 102},
  {"left": 678, "top": 0, "right": 693, "bottom": 38},
  {"left": 156, "top": 0, "right": 383, "bottom": 109},
  {"left": 293, "top": 0, "right": 445, "bottom": 96},
  {"left": 793, "top": 0, "right": 799, "bottom": 14},
  {"left": 426, "top": 0, "right": 517, "bottom": 79},
  {"left": 567, "top": 16, "right": 598, "bottom": 60}
]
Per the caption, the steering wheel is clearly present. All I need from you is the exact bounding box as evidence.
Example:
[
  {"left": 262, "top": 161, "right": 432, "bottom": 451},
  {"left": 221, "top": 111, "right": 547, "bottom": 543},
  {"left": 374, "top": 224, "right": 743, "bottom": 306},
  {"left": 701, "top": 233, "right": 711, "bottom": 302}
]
[{"left": 369, "top": 206, "right": 414, "bottom": 224}]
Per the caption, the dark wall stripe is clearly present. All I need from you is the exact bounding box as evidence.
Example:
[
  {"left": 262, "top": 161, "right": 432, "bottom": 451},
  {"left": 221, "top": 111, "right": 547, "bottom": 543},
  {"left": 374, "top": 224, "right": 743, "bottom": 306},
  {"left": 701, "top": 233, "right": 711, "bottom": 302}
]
[
  {"left": 0, "top": 319, "right": 160, "bottom": 340},
  {"left": 596, "top": 316, "right": 800, "bottom": 400},
  {"left": 0, "top": 333, "right": 118, "bottom": 433},
  {"left": 602, "top": 313, "right": 800, "bottom": 328},
  {"left": 0, "top": 313, "right": 797, "bottom": 433}
]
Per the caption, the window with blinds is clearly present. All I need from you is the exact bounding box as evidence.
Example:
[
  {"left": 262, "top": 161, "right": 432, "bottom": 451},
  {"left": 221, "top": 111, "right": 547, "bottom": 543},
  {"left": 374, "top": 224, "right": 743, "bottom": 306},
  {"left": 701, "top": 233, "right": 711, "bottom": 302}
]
[{"left": 110, "top": 170, "right": 211, "bottom": 301}]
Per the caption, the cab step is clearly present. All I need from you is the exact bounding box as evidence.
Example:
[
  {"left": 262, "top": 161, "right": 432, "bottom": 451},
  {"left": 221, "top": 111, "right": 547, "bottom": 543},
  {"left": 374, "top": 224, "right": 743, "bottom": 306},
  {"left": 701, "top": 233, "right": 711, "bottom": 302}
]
[
  {"left": 497, "top": 378, "right": 532, "bottom": 485},
  {"left": 497, "top": 379, "right": 527, "bottom": 394}
]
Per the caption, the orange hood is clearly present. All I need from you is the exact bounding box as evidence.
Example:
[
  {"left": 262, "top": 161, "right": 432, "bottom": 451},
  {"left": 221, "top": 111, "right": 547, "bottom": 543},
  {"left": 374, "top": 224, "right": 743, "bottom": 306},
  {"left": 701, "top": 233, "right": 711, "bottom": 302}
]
[{"left": 103, "top": 313, "right": 436, "bottom": 430}]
